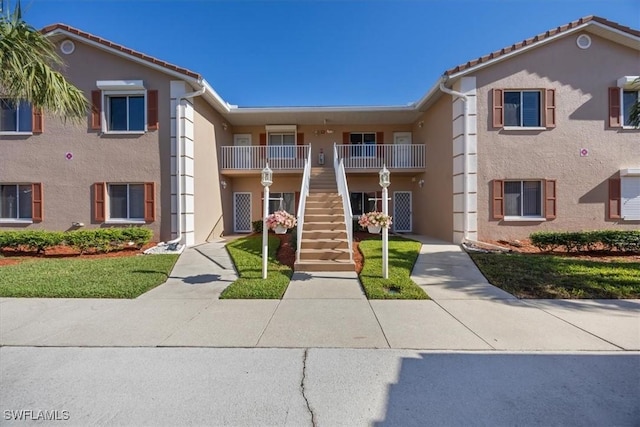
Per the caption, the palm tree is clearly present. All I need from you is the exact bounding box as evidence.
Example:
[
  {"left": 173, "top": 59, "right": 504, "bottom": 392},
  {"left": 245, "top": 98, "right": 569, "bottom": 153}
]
[
  {"left": 629, "top": 78, "right": 640, "bottom": 128},
  {"left": 0, "top": 1, "right": 87, "bottom": 121}
]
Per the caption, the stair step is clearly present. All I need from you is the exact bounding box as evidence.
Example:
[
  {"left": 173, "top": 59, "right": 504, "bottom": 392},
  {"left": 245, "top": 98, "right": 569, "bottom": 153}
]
[
  {"left": 294, "top": 260, "right": 356, "bottom": 272},
  {"left": 303, "top": 222, "right": 346, "bottom": 231},
  {"left": 305, "top": 214, "right": 343, "bottom": 222},
  {"left": 301, "top": 230, "right": 347, "bottom": 240},
  {"left": 299, "top": 248, "right": 351, "bottom": 261},
  {"left": 301, "top": 239, "right": 349, "bottom": 250}
]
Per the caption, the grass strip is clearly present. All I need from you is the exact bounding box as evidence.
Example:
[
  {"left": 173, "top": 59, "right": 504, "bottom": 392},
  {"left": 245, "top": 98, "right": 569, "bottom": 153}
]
[
  {"left": 358, "top": 236, "right": 428, "bottom": 299},
  {"left": 0, "top": 255, "right": 178, "bottom": 298},
  {"left": 470, "top": 253, "right": 640, "bottom": 299},
  {"left": 220, "top": 235, "right": 292, "bottom": 299}
]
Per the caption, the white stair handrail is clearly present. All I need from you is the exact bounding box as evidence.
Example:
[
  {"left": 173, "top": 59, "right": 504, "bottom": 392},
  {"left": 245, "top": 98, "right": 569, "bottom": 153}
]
[
  {"left": 296, "top": 145, "right": 312, "bottom": 262},
  {"left": 333, "top": 143, "right": 353, "bottom": 262}
]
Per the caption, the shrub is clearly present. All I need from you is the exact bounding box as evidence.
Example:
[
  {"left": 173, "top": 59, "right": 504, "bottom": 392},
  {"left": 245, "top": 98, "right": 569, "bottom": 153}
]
[
  {"left": 0, "top": 227, "right": 153, "bottom": 254},
  {"left": 530, "top": 230, "right": 640, "bottom": 253},
  {"left": 252, "top": 220, "right": 263, "bottom": 233}
]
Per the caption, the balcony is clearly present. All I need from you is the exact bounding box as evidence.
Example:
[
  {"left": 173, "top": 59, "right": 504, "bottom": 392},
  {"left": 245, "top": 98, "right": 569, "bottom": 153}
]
[
  {"left": 334, "top": 144, "right": 425, "bottom": 171},
  {"left": 220, "top": 145, "right": 311, "bottom": 174}
]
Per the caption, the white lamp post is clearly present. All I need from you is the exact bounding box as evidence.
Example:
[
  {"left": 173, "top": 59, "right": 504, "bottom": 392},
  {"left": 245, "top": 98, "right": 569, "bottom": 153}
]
[
  {"left": 261, "top": 163, "right": 273, "bottom": 279},
  {"left": 379, "top": 164, "right": 391, "bottom": 279}
]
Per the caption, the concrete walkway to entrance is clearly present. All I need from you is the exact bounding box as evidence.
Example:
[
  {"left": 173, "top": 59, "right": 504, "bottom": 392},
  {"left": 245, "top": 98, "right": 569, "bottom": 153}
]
[{"left": 1, "top": 236, "right": 638, "bottom": 351}]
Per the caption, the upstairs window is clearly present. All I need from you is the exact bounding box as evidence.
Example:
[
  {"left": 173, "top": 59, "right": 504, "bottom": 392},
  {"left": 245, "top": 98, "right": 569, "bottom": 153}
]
[
  {"left": 492, "top": 89, "right": 556, "bottom": 129},
  {"left": 622, "top": 90, "right": 638, "bottom": 127},
  {"left": 0, "top": 99, "right": 41, "bottom": 133},
  {"left": 91, "top": 80, "right": 158, "bottom": 134},
  {"left": 268, "top": 133, "right": 296, "bottom": 158},
  {"left": 504, "top": 91, "right": 541, "bottom": 127},
  {"left": 609, "top": 76, "right": 640, "bottom": 129},
  {"left": 350, "top": 132, "right": 376, "bottom": 157}
]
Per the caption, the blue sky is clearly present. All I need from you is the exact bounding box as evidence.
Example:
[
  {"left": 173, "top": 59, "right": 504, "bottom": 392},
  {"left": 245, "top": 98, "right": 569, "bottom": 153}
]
[{"left": 16, "top": 0, "right": 640, "bottom": 107}]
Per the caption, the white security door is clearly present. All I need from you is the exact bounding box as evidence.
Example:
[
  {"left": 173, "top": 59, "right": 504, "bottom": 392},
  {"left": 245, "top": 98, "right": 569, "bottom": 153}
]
[
  {"left": 233, "top": 192, "right": 252, "bottom": 232},
  {"left": 393, "top": 132, "right": 412, "bottom": 168},
  {"left": 393, "top": 191, "right": 412, "bottom": 232},
  {"left": 233, "top": 134, "right": 252, "bottom": 169}
]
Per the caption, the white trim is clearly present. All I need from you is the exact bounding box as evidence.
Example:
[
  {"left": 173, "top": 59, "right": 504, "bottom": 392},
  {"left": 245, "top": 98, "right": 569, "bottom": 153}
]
[
  {"left": 105, "top": 219, "right": 146, "bottom": 225},
  {"left": 620, "top": 168, "right": 640, "bottom": 176},
  {"left": 265, "top": 124, "right": 297, "bottom": 132},
  {"left": 97, "top": 80, "right": 145, "bottom": 90},
  {"left": 503, "top": 217, "right": 546, "bottom": 222},
  {"left": 576, "top": 34, "right": 591, "bottom": 49},
  {"left": 0, "top": 219, "right": 33, "bottom": 224},
  {"left": 101, "top": 90, "right": 147, "bottom": 133},
  {"left": 0, "top": 132, "right": 33, "bottom": 136},
  {"left": 60, "top": 39, "right": 75, "bottom": 55},
  {"left": 503, "top": 127, "right": 547, "bottom": 131}
]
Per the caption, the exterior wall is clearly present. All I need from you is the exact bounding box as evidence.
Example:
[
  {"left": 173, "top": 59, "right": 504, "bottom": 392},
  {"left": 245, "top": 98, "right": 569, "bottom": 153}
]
[
  {"left": 193, "top": 97, "right": 231, "bottom": 243},
  {"left": 0, "top": 40, "right": 174, "bottom": 241},
  {"left": 411, "top": 96, "right": 454, "bottom": 242},
  {"left": 473, "top": 32, "right": 640, "bottom": 241}
]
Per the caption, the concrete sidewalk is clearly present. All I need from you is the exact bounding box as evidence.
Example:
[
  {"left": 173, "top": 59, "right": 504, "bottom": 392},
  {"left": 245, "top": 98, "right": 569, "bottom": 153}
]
[{"left": 1, "top": 237, "right": 638, "bottom": 350}]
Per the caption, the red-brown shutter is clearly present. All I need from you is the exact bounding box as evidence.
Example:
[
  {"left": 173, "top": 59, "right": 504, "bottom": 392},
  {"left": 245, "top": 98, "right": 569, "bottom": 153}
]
[
  {"left": 144, "top": 182, "right": 156, "bottom": 222},
  {"left": 342, "top": 132, "right": 350, "bottom": 144},
  {"left": 492, "top": 179, "right": 504, "bottom": 219},
  {"left": 91, "top": 90, "right": 102, "bottom": 130},
  {"left": 94, "top": 182, "right": 106, "bottom": 222},
  {"left": 376, "top": 132, "right": 384, "bottom": 159},
  {"left": 608, "top": 178, "right": 621, "bottom": 219},
  {"left": 609, "top": 87, "right": 621, "bottom": 128},
  {"left": 297, "top": 133, "right": 304, "bottom": 159},
  {"left": 376, "top": 132, "right": 384, "bottom": 144},
  {"left": 294, "top": 191, "right": 300, "bottom": 215},
  {"left": 31, "top": 183, "right": 43, "bottom": 222},
  {"left": 545, "top": 89, "right": 556, "bottom": 128},
  {"left": 492, "top": 89, "right": 504, "bottom": 128},
  {"left": 544, "top": 179, "right": 557, "bottom": 219},
  {"left": 32, "top": 108, "right": 43, "bottom": 133},
  {"left": 147, "top": 90, "right": 159, "bottom": 131}
]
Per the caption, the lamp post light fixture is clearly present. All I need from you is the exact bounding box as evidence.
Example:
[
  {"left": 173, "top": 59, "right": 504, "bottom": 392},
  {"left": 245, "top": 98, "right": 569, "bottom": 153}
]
[
  {"left": 379, "top": 164, "right": 390, "bottom": 279},
  {"left": 261, "top": 163, "right": 273, "bottom": 279}
]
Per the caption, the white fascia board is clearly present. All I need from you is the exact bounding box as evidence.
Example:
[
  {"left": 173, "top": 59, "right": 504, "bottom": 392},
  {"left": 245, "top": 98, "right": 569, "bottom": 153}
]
[
  {"left": 228, "top": 105, "right": 416, "bottom": 114},
  {"left": 620, "top": 168, "right": 640, "bottom": 176},
  {"left": 200, "top": 79, "right": 233, "bottom": 113},
  {"left": 590, "top": 21, "right": 640, "bottom": 44},
  {"left": 414, "top": 76, "right": 447, "bottom": 110}
]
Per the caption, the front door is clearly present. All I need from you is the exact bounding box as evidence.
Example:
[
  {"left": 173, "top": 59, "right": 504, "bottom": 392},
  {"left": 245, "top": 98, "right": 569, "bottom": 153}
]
[
  {"left": 233, "top": 134, "right": 252, "bottom": 169},
  {"left": 393, "top": 191, "right": 412, "bottom": 232},
  {"left": 233, "top": 192, "right": 252, "bottom": 232},
  {"left": 393, "top": 132, "right": 412, "bottom": 168}
]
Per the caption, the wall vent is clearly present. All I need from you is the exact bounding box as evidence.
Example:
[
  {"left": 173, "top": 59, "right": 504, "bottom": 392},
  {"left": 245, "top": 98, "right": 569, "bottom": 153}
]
[{"left": 576, "top": 34, "right": 591, "bottom": 50}]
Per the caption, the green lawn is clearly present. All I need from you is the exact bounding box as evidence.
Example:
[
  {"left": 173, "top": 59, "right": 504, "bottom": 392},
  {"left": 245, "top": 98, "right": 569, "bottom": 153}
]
[
  {"left": 358, "top": 236, "right": 428, "bottom": 299},
  {"left": 470, "top": 253, "right": 640, "bottom": 299},
  {"left": 0, "top": 255, "right": 179, "bottom": 298},
  {"left": 220, "top": 235, "right": 292, "bottom": 299}
]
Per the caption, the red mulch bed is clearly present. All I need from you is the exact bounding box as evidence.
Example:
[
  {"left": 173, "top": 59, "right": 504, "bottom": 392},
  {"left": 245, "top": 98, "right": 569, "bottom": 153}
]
[
  {"left": 0, "top": 243, "right": 156, "bottom": 267},
  {"left": 482, "top": 239, "right": 640, "bottom": 263}
]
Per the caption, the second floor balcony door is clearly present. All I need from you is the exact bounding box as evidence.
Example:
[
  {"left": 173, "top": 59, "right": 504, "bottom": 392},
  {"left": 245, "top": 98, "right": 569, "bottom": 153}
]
[
  {"left": 393, "top": 132, "right": 412, "bottom": 168},
  {"left": 234, "top": 134, "right": 252, "bottom": 169}
]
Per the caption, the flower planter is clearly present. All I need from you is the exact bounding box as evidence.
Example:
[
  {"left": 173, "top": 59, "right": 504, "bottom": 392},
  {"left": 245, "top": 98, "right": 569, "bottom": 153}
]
[
  {"left": 274, "top": 225, "right": 288, "bottom": 234},
  {"left": 367, "top": 225, "right": 381, "bottom": 234}
]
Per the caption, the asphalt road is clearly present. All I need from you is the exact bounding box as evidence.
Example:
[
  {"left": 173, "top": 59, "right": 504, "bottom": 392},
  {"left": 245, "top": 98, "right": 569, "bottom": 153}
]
[{"left": 1, "top": 347, "right": 638, "bottom": 426}]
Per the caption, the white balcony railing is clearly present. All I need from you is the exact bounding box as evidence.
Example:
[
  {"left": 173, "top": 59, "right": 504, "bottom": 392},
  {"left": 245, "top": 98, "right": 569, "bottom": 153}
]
[
  {"left": 220, "top": 145, "right": 311, "bottom": 170},
  {"left": 333, "top": 144, "right": 425, "bottom": 169}
]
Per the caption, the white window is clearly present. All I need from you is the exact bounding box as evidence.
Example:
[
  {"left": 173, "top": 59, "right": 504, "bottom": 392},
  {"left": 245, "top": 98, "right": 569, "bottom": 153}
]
[
  {"left": 350, "top": 132, "right": 376, "bottom": 157},
  {"left": 504, "top": 181, "right": 542, "bottom": 218},
  {"left": 0, "top": 184, "right": 32, "bottom": 219},
  {"left": 622, "top": 90, "right": 639, "bottom": 127},
  {"left": 268, "top": 133, "right": 296, "bottom": 159},
  {"left": 108, "top": 184, "right": 144, "bottom": 221},
  {"left": 106, "top": 94, "right": 145, "bottom": 132},
  {"left": 0, "top": 99, "right": 32, "bottom": 133},
  {"left": 96, "top": 80, "right": 146, "bottom": 133},
  {"left": 268, "top": 192, "right": 295, "bottom": 215},
  {"left": 621, "top": 175, "right": 640, "bottom": 220},
  {"left": 504, "top": 91, "right": 541, "bottom": 127}
]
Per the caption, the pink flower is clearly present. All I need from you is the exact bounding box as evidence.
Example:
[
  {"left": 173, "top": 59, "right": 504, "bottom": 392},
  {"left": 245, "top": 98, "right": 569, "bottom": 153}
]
[
  {"left": 358, "top": 211, "right": 392, "bottom": 228},
  {"left": 266, "top": 210, "right": 298, "bottom": 230}
]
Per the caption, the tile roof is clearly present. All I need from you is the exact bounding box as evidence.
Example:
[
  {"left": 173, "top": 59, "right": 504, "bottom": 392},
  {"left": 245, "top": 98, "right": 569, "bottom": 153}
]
[
  {"left": 444, "top": 16, "right": 640, "bottom": 76},
  {"left": 41, "top": 23, "right": 202, "bottom": 80}
]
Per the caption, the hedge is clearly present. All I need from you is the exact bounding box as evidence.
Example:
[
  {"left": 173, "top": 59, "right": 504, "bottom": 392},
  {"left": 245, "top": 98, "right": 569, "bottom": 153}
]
[
  {"left": 0, "top": 227, "right": 153, "bottom": 254},
  {"left": 530, "top": 230, "right": 640, "bottom": 253}
]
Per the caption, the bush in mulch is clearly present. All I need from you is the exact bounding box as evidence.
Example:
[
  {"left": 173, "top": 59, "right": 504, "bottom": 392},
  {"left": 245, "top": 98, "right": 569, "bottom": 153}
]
[{"left": 530, "top": 230, "right": 640, "bottom": 253}]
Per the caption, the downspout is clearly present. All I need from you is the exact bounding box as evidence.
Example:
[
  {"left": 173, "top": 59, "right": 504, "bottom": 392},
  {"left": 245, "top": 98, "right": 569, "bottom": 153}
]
[
  {"left": 439, "top": 77, "right": 470, "bottom": 242},
  {"left": 165, "top": 85, "right": 206, "bottom": 248}
]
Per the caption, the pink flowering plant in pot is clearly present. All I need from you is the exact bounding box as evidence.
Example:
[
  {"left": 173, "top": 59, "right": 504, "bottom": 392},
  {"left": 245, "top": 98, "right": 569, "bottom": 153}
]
[
  {"left": 358, "top": 211, "right": 392, "bottom": 229},
  {"left": 266, "top": 210, "right": 297, "bottom": 232}
]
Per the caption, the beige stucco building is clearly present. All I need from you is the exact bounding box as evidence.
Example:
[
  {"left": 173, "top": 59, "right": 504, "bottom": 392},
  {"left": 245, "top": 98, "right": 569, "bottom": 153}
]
[{"left": 1, "top": 16, "right": 638, "bottom": 265}]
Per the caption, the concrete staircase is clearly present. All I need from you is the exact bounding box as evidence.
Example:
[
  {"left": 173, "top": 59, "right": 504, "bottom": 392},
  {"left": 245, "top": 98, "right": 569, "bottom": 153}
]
[{"left": 294, "top": 167, "right": 355, "bottom": 272}]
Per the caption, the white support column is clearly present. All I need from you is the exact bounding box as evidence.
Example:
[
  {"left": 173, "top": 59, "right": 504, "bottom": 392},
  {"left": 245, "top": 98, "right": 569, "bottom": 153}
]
[
  {"left": 452, "top": 76, "right": 478, "bottom": 243},
  {"left": 170, "top": 80, "right": 196, "bottom": 246}
]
